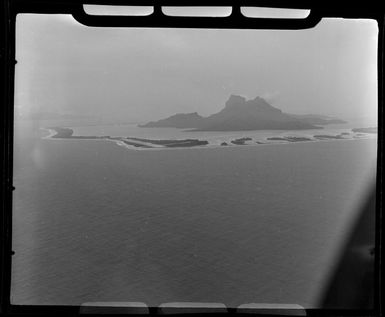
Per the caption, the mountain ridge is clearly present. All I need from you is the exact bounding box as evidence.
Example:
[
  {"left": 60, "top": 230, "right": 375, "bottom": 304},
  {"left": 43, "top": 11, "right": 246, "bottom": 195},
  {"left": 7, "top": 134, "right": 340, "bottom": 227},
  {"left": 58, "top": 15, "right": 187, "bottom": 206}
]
[{"left": 140, "top": 95, "right": 345, "bottom": 131}]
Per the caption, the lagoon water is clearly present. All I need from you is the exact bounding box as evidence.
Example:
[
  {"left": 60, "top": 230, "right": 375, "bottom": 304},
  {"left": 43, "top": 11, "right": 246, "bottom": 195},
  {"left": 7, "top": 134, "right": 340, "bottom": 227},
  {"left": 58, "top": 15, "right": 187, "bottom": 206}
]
[{"left": 11, "top": 120, "right": 377, "bottom": 307}]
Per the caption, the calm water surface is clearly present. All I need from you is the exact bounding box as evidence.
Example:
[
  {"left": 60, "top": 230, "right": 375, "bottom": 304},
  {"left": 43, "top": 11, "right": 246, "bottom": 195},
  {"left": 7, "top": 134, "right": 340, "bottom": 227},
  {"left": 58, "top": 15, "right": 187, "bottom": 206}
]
[{"left": 11, "top": 121, "right": 376, "bottom": 307}]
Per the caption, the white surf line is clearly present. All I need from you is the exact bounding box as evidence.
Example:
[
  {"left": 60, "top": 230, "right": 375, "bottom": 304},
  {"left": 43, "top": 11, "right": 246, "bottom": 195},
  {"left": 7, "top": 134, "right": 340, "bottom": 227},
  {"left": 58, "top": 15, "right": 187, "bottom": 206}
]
[
  {"left": 125, "top": 138, "right": 164, "bottom": 148},
  {"left": 41, "top": 127, "right": 376, "bottom": 151},
  {"left": 40, "top": 126, "right": 207, "bottom": 150},
  {"left": 114, "top": 140, "right": 139, "bottom": 150},
  {"left": 40, "top": 127, "right": 57, "bottom": 139}
]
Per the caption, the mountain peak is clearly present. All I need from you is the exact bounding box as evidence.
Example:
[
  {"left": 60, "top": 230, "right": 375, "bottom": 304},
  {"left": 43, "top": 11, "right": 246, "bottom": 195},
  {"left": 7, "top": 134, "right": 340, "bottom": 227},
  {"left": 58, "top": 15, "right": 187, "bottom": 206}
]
[
  {"left": 140, "top": 94, "right": 326, "bottom": 131},
  {"left": 253, "top": 96, "right": 268, "bottom": 103},
  {"left": 224, "top": 95, "right": 280, "bottom": 113},
  {"left": 225, "top": 95, "right": 247, "bottom": 108}
]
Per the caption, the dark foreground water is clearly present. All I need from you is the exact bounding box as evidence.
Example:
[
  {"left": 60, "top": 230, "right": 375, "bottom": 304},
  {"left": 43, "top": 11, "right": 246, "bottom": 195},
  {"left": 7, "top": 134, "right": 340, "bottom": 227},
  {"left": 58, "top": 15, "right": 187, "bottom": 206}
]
[{"left": 11, "top": 123, "right": 376, "bottom": 307}]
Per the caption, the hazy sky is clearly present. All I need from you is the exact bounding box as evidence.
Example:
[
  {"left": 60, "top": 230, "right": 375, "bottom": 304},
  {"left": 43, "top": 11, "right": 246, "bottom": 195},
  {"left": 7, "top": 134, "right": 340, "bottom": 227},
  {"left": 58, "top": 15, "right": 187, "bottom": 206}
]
[{"left": 15, "top": 14, "right": 378, "bottom": 124}]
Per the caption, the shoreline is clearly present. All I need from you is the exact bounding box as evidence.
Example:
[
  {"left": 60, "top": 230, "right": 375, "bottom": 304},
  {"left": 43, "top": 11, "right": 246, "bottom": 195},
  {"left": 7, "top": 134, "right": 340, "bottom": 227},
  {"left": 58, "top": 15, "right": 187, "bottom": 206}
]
[{"left": 42, "top": 127, "right": 377, "bottom": 151}]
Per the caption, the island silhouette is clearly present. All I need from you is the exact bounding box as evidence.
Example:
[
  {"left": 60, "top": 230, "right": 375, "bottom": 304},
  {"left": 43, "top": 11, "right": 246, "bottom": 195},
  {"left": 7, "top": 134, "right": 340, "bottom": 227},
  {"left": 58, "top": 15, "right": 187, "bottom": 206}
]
[
  {"left": 43, "top": 95, "right": 360, "bottom": 150},
  {"left": 140, "top": 95, "right": 346, "bottom": 131}
]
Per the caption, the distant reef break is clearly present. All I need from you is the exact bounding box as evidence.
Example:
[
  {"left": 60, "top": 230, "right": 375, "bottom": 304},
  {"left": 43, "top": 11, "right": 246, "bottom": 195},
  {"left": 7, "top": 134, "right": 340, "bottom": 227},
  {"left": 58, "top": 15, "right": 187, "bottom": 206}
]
[
  {"left": 139, "top": 94, "right": 346, "bottom": 131},
  {"left": 45, "top": 125, "right": 376, "bottom": 151},
  {"left": 352, "top": 127, "right": 377, "bottom": 134},
  {"left": 47, "top": 127, "right": 208, "bottom": 149}
]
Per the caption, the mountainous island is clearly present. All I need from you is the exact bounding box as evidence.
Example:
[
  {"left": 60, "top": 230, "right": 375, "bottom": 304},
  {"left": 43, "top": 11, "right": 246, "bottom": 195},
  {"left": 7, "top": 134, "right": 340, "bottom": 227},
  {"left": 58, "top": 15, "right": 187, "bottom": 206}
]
[{"left": 139, "top": 95, "right": 346, "bottom": 131}]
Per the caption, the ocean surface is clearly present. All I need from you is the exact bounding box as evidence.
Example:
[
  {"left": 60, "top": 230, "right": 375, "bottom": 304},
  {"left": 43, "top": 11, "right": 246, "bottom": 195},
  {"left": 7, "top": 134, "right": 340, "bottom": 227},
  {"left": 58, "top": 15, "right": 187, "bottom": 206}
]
[{"left": 11, "top": 120, "right": 377, "bottom": 308}]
